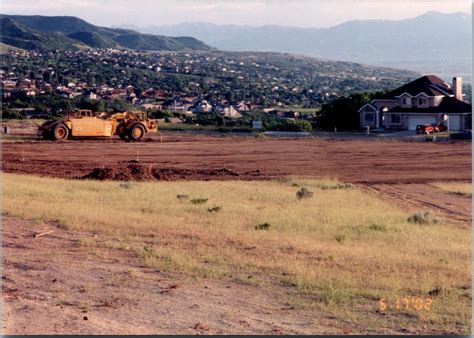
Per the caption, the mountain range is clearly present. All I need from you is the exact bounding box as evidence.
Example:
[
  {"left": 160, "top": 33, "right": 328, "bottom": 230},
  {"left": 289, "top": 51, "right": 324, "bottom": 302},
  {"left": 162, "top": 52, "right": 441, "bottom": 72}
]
[
  {"left": 0, "top": 14, "right": 211, "bottom": 51},
  {"left": 138, "top": 11, "right": 472, "bottom": 81}
]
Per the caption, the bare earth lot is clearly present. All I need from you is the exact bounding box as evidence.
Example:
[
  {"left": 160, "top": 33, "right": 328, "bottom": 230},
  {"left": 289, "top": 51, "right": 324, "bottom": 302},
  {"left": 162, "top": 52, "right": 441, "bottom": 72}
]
[
  {"left": 2, "top": 217, "right": 344, "bottom": 335},
  {"left": 2, "top": 135, "right": 471, "bottom": 184},
  {"left": 3, "top": 135, "right": 472, "bottom": 225},
  {"left": 2, "top": 135, "right": 472, "bottom": 334}
]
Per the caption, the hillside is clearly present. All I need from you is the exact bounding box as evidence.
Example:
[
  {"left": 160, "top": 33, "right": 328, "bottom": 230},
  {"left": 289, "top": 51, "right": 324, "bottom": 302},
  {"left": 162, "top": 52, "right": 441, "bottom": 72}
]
[
  {"left": 0, "top": 14, "right": 211, "bottom": 51},
  {"left": 140, "top": 12, "right": 472, "bottom": 81},
  {"left": 1, "top": 17, "right": 86, "bottom": 51}
]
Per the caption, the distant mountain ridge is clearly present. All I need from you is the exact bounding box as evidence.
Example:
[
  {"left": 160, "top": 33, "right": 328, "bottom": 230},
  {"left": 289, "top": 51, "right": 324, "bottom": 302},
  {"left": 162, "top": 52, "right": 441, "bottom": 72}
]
[
  {"left": 0, "top": 14, "right": 212, "bottom": 51},
  {"left": 139, "top": 11, "right": 472, "bottom": 81}
]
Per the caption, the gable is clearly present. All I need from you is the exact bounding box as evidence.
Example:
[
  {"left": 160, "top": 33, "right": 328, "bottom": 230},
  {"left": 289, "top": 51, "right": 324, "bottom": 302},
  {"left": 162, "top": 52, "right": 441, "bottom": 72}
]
[{"left": 358, "top": 103, "right": 376, "bottom": 113}]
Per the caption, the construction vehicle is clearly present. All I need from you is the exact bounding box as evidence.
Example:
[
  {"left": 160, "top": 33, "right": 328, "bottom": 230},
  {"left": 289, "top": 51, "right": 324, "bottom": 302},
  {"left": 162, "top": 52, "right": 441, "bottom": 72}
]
[{"left": 38, "top": 110, "right": 157, "bottom": 141}]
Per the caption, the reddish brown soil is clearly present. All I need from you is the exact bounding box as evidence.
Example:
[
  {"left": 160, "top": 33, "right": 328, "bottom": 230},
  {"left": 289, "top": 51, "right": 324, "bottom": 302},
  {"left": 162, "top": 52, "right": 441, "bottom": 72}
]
[
  {"left": 2, "top": 217, "right": 350, "bottom": 335},
  {"left": 2, "top": 135, "right": 471, "bottom": 184}
]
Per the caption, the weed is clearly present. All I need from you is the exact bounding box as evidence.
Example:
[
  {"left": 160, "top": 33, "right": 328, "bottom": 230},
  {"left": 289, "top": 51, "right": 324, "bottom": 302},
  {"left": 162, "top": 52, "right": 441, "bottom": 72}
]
[
  {"left": 255, "top": 222, "right": 271, "bottom": 230},
  {"left": 208, "top": 206, "right": 222, "bottom": 213},
  {"left": 449, "top": 191, "right": 472, "bottom": 198},
  {"left": 407, "top": 211, "right": 440, "bottom": 225},
  {"left": 142, "top": 245, "right": 154, "bottom": 256},
  {"left": 140, "top": 207, "right": 154, "bottom": 214},
  {"left": 80, "top": 303, "right": 91, "bottom": 313},
  {"left": 318, "top": 183, "right": 353, "bottom": 190},
  {"left": 119, "top": 182, "right": 136, "bottom": 189},
  {"left": 191, "top": 198, "right": 209, "bottom": 205},
  {"left": 176, "top": 194, "right": 189, "bottom": 201},
  {"left": 368, "top": 223, "right": 388, "bottom": 232},
  {"left": 296, "top": 187, "right": 314, "bottom": 200},
  {"left": 335, "top": 234, "right": 347, "bottom": 243}
]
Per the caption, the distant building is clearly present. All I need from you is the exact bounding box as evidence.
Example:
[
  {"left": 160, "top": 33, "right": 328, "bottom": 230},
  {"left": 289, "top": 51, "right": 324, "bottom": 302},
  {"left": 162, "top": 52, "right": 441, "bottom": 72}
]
[
  {"left": 236, "top": 101, "right": 251, "bottom": 112},
  {"left": 162, "top": 98, "right": 193, "bottom": 111},
  {"left": 141, "top": 103, "right": 163, "bottom": 110},
  {"left": 359, "top": 75, "right": 472, "bottom": 131},
  {"left": 191, "top": 100, "right": 212, "bottom": 114},
  {"left": 216, "top": 105, "right": 241, "bottom": 118}
]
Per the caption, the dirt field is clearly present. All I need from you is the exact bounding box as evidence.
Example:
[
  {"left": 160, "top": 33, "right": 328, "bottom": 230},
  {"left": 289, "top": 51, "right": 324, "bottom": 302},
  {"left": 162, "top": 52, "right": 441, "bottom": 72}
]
[
  {"left": 2, "top": 134, "right": 471, "bottom": 184},
  {"left": 2, "top": 217, "right": 348, "bottom": 335},
  {"left": 2, "top": 135, "right": 472, "bottom": 334}
]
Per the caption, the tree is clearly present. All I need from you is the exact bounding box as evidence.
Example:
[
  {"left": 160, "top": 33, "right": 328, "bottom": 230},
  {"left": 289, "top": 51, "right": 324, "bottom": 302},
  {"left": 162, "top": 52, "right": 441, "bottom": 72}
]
[
  {"left": 215, "top": 115, "right": 225, "bottom": 127},
  {"left": 317, "top": 93, "right": 373, "bottom": 131},
  {"left": 225, "top": 91, "right": 235, "bottom": 102},
  {"left": 2, "top": 108, "right": 24, "bottom": 119}
]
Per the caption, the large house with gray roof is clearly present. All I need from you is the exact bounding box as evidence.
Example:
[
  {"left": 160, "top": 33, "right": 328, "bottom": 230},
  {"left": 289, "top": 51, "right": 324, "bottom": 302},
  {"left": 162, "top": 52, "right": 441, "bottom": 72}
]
[{"left": 358, "top": 75, "right": 472, "bottom": 131}]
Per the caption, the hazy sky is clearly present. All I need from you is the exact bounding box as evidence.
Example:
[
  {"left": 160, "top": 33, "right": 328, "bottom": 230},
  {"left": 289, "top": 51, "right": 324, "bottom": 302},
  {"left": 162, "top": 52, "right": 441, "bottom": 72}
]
[{"left": 0, "top": 0, "right": 471, "bottom": 28}]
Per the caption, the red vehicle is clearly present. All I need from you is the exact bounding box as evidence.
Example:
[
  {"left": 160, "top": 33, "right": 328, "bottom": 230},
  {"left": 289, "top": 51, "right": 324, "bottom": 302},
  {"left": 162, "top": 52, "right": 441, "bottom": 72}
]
[
  {"left": 433, "top": 123, "right": 448, "bottom": 133},
  {"left": 416, "top": 124, "right": 435, "bottom": 134}
]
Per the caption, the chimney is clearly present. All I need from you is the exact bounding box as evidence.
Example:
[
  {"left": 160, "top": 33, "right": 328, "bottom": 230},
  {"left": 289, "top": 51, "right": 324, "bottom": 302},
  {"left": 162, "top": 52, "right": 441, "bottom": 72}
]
[{"left": 453, "top": 77, "right": 463, "bottom": 101}]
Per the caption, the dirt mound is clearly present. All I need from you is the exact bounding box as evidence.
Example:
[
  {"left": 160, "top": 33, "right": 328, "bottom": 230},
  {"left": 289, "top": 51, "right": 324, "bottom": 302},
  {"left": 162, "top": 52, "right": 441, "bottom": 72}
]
[
  {"left": 82, "top": 164, "right": 155, "bottom": 181},
  {"left": 81, "top": 165, "right": 263, "bottom": 181}
]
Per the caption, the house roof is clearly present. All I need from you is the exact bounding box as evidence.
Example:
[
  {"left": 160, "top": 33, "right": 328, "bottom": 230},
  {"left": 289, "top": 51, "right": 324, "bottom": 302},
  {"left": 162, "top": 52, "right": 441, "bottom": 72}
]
[
  {"left": 379, "top": 75, "right": 454, "bottom": 99},
  {"left": 388, "top": 96, "right": 472, "bottom": 113}
]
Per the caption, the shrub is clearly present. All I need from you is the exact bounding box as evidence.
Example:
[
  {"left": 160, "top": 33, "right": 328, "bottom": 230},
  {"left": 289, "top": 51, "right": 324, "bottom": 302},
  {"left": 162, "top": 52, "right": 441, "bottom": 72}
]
[
  {"left": 176, "top": 194, "right": 189, "bottom": 201},
  {"left": 119, "top": 182, "right": 136, "bottom": 189},
  {"left": 368, "top": 223, "right": 388, "bottom": 232},
  {"left": 296, "top": 187, "right": 314, "bottom": 200},
  {"left": 191, "top": 198, "right": 208, "bottom": 205},
  {"left": 255, "top": 222, "right": 271, "bottom": 230},
  {"left": 208, "top": 206, "right": 222, "bottom": 213},
  {"left": 319, "top": 183, "right": 353, "bottom": 190},
  {"left": 407, "top": 211, "right": 440, "bottom": 225}
]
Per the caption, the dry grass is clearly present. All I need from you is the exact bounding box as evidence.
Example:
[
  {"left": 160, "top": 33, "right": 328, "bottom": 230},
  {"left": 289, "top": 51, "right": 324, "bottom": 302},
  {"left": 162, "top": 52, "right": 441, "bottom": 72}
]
[
  {"left": 430, "top": 182, "right": 472, "bottom": 198},
  {"left": 3, "top": 173, "right": 471, "bottom": 334}
]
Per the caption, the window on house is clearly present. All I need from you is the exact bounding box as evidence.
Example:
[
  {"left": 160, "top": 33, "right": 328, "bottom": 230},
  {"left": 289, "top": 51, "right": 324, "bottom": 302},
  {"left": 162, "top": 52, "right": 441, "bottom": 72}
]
[
  {"left": 365, "top": 113, "right": 374, "bottom": 122},
  {"left": 390, "top": 114, "right": 401, "bottom": 124},
  {"left": 418, "top": 98, "right": 426, "bottom": 105},
  {"left": 402, "top": 98, "right": 407, "bottom": 105}
]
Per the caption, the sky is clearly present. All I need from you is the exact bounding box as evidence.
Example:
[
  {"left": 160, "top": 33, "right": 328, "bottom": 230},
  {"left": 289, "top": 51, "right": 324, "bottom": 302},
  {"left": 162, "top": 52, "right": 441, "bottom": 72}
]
[{"left": 0, "top": 0, "right": 471, "bottom": 28}]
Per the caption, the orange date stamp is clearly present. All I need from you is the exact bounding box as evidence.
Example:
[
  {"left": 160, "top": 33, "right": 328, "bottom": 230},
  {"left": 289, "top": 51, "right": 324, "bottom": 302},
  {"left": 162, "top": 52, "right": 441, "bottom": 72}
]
[{"left": 378, "top": 297, "right": 433, "bottom": 311}]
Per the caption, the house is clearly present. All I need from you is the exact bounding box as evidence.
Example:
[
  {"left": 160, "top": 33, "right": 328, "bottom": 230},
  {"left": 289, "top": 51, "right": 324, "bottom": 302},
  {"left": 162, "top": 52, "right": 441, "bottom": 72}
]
[
  {"left": 215, "top": 105, "right": 241, "bottom": 118},
  {"left": 236, "top": 101, "right": 251, "bottom": 112},
  {"left": 359, "top": 75, "right": 472, "bottom": 131},
  {"left": 191, "top": 100, "right": 212, "bottom": 114},
  {"left": 162, "top": 98, "right": 193, "bottom": 111},
  {"left": 141, "top": 103, "right": 163, "bottom": 110}
]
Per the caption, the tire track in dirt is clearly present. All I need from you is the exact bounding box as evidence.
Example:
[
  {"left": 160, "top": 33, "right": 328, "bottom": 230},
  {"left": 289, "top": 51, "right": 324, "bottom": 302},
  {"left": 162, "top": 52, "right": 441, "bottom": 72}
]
[{"left": 361, "top": 184, "right": 472, "bottom": 226}]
